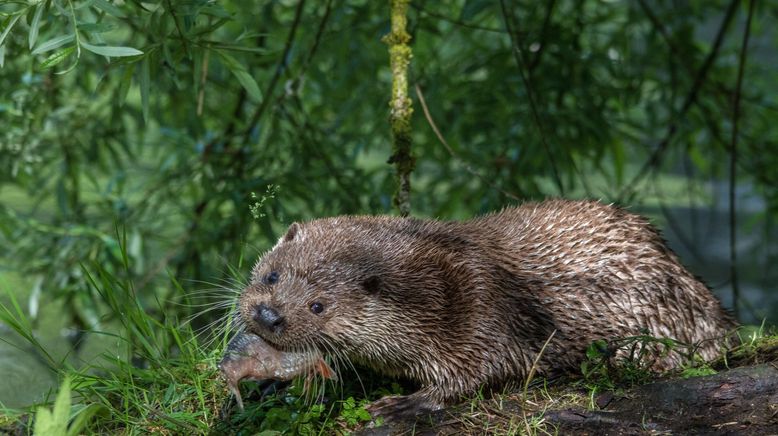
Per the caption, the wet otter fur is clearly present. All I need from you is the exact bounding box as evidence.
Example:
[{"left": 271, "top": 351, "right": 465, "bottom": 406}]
[{"left": 237, "top": 199, "right": 737, "bottom": 418}]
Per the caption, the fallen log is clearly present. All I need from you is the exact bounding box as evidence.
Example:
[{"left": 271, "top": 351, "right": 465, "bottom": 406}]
[
  {"left": 547, "top": 364, "right": 778, "bottom": 435},
  {"left": 357, "top": 364, "right": 778, "bottom": 435}
]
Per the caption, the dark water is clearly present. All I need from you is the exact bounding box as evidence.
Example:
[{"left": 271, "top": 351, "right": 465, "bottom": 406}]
[
  {"left": 0, "top": 292, "right": 122, "bottom": 409},
  {"left": 0, "top": 296, "right": 65, "bottom": 409},
  {"left": 639, "top": 190, "right": 777, "bottom": 325}
]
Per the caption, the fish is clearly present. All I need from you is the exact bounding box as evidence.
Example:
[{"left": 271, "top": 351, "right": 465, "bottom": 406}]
[{"left": 218, "top": 331, "right": 336, "bottom": 410}]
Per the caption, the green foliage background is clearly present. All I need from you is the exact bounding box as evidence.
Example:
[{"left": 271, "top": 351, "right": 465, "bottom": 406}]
[{"left": 0, "top": 0, "right": 777, "bottom": 430}]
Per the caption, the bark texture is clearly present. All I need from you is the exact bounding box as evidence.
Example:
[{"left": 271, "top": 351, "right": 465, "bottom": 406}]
[{"left": 384, "top": 0, "right": 415, "bottom": 217}]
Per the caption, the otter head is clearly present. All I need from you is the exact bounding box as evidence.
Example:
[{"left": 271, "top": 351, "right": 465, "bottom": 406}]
[{"left": 239, "top": 219, "right": 385, "bottom": 353}]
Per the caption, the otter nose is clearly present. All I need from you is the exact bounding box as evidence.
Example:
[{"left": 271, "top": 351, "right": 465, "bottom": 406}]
[{"left": 253, "top": 303, "right": 285, "bottom": 333}]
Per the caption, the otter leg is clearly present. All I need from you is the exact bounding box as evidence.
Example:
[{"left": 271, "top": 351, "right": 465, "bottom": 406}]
[{"left": 365, "top": 387, "right": 444, "bottom": 422}]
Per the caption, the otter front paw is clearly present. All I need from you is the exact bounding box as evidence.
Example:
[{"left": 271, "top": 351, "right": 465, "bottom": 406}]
[{"left": 366, "top": 394, "right": 442, "bottom": 422}]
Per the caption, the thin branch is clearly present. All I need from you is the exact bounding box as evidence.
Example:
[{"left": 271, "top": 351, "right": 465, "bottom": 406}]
[
  {"left": 415, "top": 84, "right": 521, "bottom": 201},
  {"left": 651, "top": 175, "right": 705, "bottom": 264},
  {"left": 618, "top": 0, "right": 739, "bottom": 201},
  {"left": 165, "top": 0, "right": 189, "bottom": 57},
  {"left": 241, "top": 0, "right": 307, "bottom": 143},
  {"left": 637, "top": 0, "right": 729, "bottom": 149},
  {"left": 292, "top": 0, "right": 333, "bottom": 86},
  {"left": 410, "top": 2, "right": 506, "bottom": 33},
  {"left": 637, "top": 0, "right": 682, "bottom": 58},
  {"left": 523, "top": 329, "right": 556, "bottom": 397},
  {"left": 499, "top": 0, "right": 565, "bottom": 195},
  {"left": 729, "top": 0, "right": 754, "bottom": 318},
  {"left": 196, "top": 49, "right": 209, "bottom": 116},
  {"left": 528, "top": 0, "right": 556, "bottom": 73},
  {"left": 278, "top": 96, "right": 362, "bottom": 212}
]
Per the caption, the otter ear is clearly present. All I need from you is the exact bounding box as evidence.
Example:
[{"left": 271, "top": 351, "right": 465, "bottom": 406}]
[
  {"left": 283, "top": 222, "right": 300, "bottom": 242},
  {"left": 361, "top": 275, "right": 381, "bottom": 294}
]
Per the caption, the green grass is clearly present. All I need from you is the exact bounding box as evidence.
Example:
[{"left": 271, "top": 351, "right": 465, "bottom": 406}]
[
  {"left": 0, "top": 256, "right": 223, "bottom": 433},
  {"left": 0, "top": 244, "right": 396, "bottom": 435}
]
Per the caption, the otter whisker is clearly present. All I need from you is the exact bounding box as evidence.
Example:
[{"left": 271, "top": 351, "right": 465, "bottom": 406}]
[
  {"left": 320, "top": 336, "right": 357, "bottom": 399},
  {"left": 187, "top": 306, "right": 243, "bottom": 351},
  {"left": 183, "top": 279, "right": 244, "bottom": 293}
]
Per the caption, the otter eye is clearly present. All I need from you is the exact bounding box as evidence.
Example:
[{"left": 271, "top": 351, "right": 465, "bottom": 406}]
[
  {"left": 310, "top": 302, "right": 324, "bottom": 314},
  {"left": 264, "top": 271, "right": 279, "bottom": 285}
]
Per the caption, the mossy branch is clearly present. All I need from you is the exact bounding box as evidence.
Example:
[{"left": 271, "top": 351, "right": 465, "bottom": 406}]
[{"left": 384, "top": 0, "right": 415, "bottom": 217}]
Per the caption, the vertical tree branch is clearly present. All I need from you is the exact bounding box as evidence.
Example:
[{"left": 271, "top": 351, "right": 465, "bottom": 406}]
[
  {"left": 528, "top": 0, "right": 556, "bottom": 73},
  {"left": 729, "top": 0, "right": 754, "bottom": 318},
  {"left": 415, "top": 84, "right": 522, "bottom": 201},
  {"left": 618, "top": 0, "right": 739, "bottom": 201},
  {"left": 241, "top": 0, "right": 307, "bottom": 143},
  {"left": 499, "top": 0, "right": 566, "bottom": 195},
  {"left": 384, "top": 0, "right": 415, "bottom": 217}
]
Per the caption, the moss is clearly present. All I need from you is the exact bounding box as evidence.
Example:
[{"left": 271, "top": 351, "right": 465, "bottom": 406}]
[{"left": 384, "top": 0, "right": 415, "bottom": 216}]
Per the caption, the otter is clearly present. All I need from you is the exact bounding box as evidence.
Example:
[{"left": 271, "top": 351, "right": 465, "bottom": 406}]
[{"left": 235, "top": 199, "right": 737, "bottom": 418}]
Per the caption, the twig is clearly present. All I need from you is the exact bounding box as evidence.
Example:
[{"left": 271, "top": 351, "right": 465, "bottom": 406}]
[
  {"left": 651, "top": 177, "right": 705, "bottom": 264},
  {"left": 528, "top": 0, "right": 556, "bottom": 73},
  {"left": 499, "top": 0, "right": 566, "bottom": 195},
  {"left": 292, "top": 0, "right": 333, "bottom": 87},
  {"left": 283, "top": 94, "right": 362, "bottom": 211},
  {"left": 410, "top": 2, "right": 505, "bottom": 33},
  {"left": 165, "top": 0, "right": 189, "bottom": 57},
  {"left": 196, "top": 49, "right": 209, "bottom": 116},
  {"left": 729, "top": 0, "right": 754, "bottom": 318},
  {"left": 241, "top": 0, "right": 307, "bottom": 143},
  {"left": 414, "top": 84, "right": 521, "bottom": 201},
  {"left": 637, "top": 0, "right": 729, "bottom": 149},
  {"left": 618, "top": 0, "right": 740, "bottom": 201},
  {"left": 523, "top": 329, "right": 556, "bottom": 397}
]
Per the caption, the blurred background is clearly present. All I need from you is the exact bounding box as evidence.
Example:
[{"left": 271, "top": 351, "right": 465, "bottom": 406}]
[{"left": 0, "top": 0, "right": 776, "bottom": 410}]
